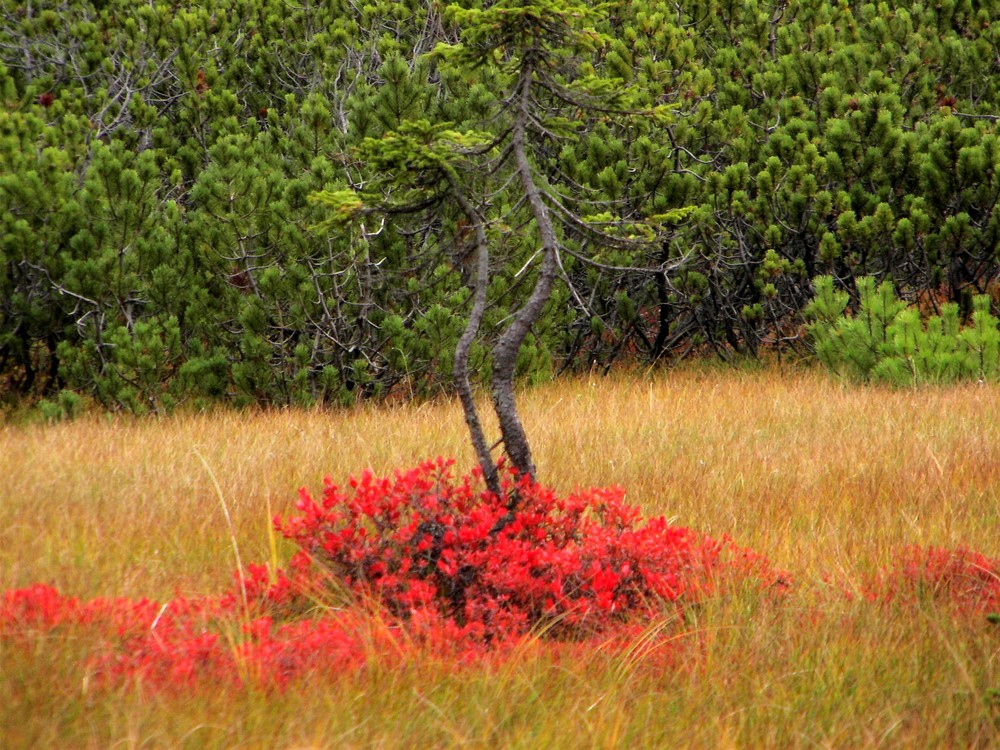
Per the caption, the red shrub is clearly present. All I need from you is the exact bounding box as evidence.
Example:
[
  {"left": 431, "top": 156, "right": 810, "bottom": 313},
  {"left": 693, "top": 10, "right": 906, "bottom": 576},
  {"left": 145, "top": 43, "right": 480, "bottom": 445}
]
[{"left": 271, "top": 458, "right": 789, "bottom": 642}]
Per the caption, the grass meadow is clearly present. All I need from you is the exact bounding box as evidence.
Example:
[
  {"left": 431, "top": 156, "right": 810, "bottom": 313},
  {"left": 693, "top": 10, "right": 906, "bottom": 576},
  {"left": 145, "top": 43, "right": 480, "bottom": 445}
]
[{"left": 2, "top": 366, "right": 999, "bottom": 748}]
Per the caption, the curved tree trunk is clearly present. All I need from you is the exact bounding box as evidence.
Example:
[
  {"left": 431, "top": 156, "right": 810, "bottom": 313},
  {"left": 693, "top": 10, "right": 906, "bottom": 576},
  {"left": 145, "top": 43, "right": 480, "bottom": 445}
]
[
  {"left": 450, "top": 179, "right": 502, "bottom": 497},
  {"left": 490, "top": 60, "right": 560, "bottom": 490}
]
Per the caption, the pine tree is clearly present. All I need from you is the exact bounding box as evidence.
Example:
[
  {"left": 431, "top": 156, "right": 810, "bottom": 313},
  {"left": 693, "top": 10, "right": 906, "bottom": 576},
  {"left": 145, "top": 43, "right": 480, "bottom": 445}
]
[
  {"left": 314, "top": 0, "right": 687, "bottom": 494},
  {"left": 807, "top": 275, "right": 1000, "bottom": 386}
]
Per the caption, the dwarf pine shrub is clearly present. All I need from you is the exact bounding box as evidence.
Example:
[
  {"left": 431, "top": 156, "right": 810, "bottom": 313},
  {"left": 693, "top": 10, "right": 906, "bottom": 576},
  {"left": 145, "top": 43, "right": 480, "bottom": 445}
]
[{"left": 806, "top": 276, "right": 1000, "bottom": 385}]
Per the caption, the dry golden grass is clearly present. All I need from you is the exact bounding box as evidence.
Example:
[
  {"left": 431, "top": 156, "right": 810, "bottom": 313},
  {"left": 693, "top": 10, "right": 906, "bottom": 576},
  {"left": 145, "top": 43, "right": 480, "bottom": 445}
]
[
  {"left": 2, "top": 366, "right": 999, "bottom": 748},
  {"left": 4, "top": 366, "right": 997, "bottom": 597}
]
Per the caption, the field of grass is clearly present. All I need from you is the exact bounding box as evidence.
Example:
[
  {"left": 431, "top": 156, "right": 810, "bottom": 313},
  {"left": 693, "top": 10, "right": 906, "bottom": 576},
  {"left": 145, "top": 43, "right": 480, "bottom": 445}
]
[{"left": 2, "top": 366, "right": 998, "bottom": 748}]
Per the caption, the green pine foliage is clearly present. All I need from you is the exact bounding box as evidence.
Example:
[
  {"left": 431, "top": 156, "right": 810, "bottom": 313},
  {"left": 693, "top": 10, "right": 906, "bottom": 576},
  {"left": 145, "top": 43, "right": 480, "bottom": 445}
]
[
  {"left": 2, "top": 0, "right": 1000, "bottom": 411},
  {"left": 806, "top": 275, "right": 1000, "bottom": 386}
]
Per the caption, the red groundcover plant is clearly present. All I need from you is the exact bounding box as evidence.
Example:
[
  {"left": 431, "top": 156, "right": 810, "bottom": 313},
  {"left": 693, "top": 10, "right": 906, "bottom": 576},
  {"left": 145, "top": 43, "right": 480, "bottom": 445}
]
[
  {"left": 2, "top": 458, "right": 795, "bottom": 689},
  {"left": 862, "top": 546, "right": 1000, "bottom": 615},
  {"left": 0, "top": 582, "right": 385, "bottom": 686}
]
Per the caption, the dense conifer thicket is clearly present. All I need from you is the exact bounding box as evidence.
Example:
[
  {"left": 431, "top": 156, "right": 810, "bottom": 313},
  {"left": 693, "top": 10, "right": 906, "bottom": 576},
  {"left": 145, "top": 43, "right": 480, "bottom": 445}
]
[{"left": 2, "top": 0, "right": 998, "bottom": 411}]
